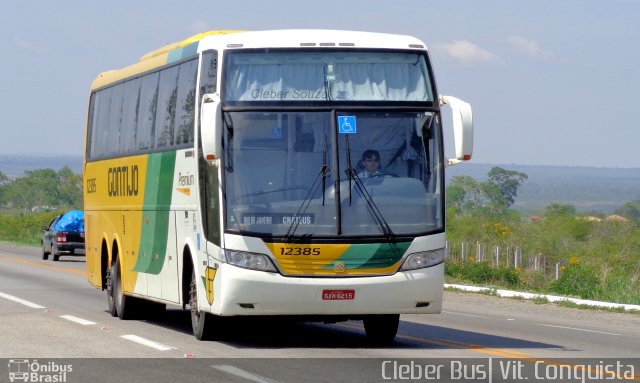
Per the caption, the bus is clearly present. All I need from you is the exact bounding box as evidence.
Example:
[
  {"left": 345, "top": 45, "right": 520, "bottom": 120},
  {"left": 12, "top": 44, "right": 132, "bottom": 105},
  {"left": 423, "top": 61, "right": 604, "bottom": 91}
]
[{"left": 84, "top": 29, "right": 473, "bottom": 342}]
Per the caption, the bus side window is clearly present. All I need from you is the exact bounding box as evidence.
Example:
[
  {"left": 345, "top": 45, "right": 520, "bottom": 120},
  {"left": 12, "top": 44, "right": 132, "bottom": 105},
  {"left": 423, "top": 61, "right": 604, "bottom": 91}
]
[
  {"left": 155, "top": 66, "right": 179, "bottom": 149},
  {"left": 107, "top": 84, "right": 124, "bottom": 156},
  {"left": 137, "top": 72, "right": 159, "bottom": 151},
  {"left": 121, "top": 78, "right": 142, "bottom": 155},
  {"left": 199, "top": 51, "right": 217, "bottom": 97},
  {"left": 91, "top": 88, "right": 112, "bottom": 159},
  {"left": 174, "top": 60, "right": 198, "bottom": 145}
]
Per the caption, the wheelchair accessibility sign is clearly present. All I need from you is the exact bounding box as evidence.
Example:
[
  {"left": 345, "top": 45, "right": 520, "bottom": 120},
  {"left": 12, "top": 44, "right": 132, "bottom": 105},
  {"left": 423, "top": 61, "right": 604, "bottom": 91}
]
[{"left": 338, "top": 116, "right": 357, "bottom": 134}]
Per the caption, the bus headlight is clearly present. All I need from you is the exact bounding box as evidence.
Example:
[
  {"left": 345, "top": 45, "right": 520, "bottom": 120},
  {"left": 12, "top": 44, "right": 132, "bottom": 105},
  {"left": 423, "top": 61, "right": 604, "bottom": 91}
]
[
  {"left": 399, "top": 249, "right": 445, "bottom": 271},
  {"left": 224, "top": 250, "right": 278, "bottom": 272}
]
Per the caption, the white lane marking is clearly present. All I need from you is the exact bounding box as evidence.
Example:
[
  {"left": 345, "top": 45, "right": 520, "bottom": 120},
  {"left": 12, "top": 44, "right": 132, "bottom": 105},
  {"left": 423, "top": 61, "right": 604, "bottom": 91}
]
[
  {"left": 442, "top": 310, "right": 487, "bottom": 318},
  {"left": 211, "top": 365, "right": 282, "bottom": 383},
  {"left": 0, "top": 291, "right": 45, "bottom": 309},
  {"left": 538, "top": 324, "right": 621, "bottom": 336},
  {"left": 59, "top": 315, "right": 96, "bottom": 326},
  {"left": 120, "top": 335, "right": 176, "bottom": 351}
]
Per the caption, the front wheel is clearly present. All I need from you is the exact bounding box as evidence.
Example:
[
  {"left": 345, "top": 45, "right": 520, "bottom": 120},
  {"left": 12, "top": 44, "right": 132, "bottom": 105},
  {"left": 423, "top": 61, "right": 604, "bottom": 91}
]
[
  {"left": 190, "top": 269, "right": 216, "bottom": 340},
  {"left": 363, "top": 314, "right": 399, "bottom": 344}
]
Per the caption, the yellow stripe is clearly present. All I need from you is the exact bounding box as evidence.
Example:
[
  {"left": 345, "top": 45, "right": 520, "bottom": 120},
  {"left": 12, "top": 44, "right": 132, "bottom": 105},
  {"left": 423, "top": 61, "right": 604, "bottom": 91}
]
[{"left": 2, "top": 257, "right": 85, "bottom": 276}]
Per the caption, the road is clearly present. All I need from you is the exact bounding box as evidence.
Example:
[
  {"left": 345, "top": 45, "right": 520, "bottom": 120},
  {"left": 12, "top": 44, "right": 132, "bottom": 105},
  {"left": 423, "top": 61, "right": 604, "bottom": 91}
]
[{"left": 1, "top": 243, "right": 639, "bottom": 382}]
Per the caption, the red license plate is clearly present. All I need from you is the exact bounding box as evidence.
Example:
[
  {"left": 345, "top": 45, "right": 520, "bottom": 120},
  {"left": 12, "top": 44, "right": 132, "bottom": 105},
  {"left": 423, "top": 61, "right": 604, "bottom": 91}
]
[{"left": 322, "top": 289, "right": 355, "bottom": 300}]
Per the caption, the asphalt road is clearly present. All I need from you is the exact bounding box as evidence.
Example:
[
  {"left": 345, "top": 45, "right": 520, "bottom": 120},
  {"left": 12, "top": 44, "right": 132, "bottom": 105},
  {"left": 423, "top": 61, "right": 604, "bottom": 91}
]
[{"left": 1, "top": 243, "right": 639, "bottom": 382}]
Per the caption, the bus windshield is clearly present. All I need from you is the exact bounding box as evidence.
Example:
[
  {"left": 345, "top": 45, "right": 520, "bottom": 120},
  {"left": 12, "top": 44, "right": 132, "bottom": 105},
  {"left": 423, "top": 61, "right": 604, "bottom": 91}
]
[
  {"left": 223, "top": 111, "right": 442, "bottom": 238},
  {"left": 224, "top": 50, "right": 434, "bottom": 102}
]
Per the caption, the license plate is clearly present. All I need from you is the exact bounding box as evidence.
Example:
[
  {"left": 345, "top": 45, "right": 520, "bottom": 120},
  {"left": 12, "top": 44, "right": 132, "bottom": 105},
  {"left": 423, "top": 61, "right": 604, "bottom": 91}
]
[
  {"left": 322, "top": 289, "right": 355, "bottom": 300},
  {"left": 75, "top": 249, "right": 85, "bottom": 255}
]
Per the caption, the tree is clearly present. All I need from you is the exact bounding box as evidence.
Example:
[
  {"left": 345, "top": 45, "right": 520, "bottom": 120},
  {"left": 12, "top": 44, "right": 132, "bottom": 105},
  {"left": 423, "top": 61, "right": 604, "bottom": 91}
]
[
  {"left": 3, "top": 169, "right": 58, "bottom": 211},
  {"left": 0, "top": 170, "right": 7, "bottom": 207},
  {"left": 446, "top": 167, "right": 528, "bottom": 216},
  {"left": 484, "top": 167, "right": 528, "bottom": 208},
  {"left": 615, "top": 200, "right": 640, "bottom": 220},
  {"left": 446, "top": 176, "right": 483, "bottom": 212},
  {"left": 55, "top": 166, "right": 83, "bottom": 208},
  {"left": 544, "top": 203, "right": 577, "bottom": 217},
  {"left": 1, "top": 167, "right": 83, "bottom": 212}
]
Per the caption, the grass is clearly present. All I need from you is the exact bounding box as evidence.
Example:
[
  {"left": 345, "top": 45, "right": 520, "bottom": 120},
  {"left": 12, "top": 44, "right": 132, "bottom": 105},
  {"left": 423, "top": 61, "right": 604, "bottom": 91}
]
[
  {"left": 445, "top": 256, "right": 640, "bottom": 306},
  {"left": 0, "top": 210, "right": 62, "bottom": 246}
]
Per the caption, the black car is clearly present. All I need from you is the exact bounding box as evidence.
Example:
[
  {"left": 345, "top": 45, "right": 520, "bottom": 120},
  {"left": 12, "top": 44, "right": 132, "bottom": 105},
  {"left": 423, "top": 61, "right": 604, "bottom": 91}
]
[{"left": 41, "top": 210, "right": 85, "bottom": 261}]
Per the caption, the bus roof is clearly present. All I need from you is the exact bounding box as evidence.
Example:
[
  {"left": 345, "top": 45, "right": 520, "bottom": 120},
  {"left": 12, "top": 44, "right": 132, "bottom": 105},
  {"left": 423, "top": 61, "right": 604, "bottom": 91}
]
[
  {"left": 198, "top": 29, "right": 427, "bottom": 50},
  {"left": 90, "top": 30, "right": 243, "bottom": 90},
  {"left": 90, "top": 29, "right": 428, "bottom": 90}
]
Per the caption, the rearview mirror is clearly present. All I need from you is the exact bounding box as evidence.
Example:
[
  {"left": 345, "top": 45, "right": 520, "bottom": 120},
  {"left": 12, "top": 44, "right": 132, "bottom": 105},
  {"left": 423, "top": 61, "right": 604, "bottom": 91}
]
[
  {"left": 201, "top": 93, "right": 222, "bottom": 161},
  {"left": 440, "top": 95, "right": 473, "bottom": 166}
]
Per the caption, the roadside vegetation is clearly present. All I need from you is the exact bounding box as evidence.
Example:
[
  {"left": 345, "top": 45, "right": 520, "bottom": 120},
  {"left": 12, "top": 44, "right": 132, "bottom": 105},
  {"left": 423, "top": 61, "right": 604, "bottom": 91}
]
[
  {"left": 1, "top": 166, "right": 640, "bottom": 305},
  {"left": 0, "top": 168, "right": 82, "bottom": 245},
  {"left": 446, "top": 167, "right": 640, "bottom": 305}
]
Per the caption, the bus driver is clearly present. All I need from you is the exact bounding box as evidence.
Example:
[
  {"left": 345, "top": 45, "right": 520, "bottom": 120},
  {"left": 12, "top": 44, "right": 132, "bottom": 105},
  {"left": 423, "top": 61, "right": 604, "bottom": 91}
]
[{"left": 359, "top": 149, "right": 383, "bottom": 178}]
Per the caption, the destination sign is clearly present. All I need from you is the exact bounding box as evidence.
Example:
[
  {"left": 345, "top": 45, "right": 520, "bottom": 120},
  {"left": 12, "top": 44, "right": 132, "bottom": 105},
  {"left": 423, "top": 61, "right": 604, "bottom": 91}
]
[{"left": 241, "top": 213, "right": 314, "bottom": 225}]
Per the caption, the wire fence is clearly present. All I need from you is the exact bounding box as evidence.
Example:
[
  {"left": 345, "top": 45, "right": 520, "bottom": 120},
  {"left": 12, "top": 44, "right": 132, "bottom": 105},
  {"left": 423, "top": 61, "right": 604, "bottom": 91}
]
[{"left": 446, "top": 241, "right": 565, "bottom": 280}]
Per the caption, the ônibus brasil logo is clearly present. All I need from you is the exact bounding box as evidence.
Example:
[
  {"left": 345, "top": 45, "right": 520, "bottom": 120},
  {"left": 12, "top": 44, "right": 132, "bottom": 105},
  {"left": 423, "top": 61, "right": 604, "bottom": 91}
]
[{"left": 8, "top": 359, "right": 72, "bottom": 382}]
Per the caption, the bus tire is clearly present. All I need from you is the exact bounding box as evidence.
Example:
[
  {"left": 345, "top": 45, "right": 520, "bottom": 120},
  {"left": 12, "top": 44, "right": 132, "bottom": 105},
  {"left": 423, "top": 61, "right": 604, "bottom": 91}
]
[
  {"left": 112, "top": 257, "right": 136, "bottom": 320},
  {"left": 106, "top": 266, "right": 117, "bottom": 317},
  {"left": 190, "top": 268, "right": 215, "bottom": 340},
  {"left": 363, "top": 314, "right": 399, "bottom": 344}
]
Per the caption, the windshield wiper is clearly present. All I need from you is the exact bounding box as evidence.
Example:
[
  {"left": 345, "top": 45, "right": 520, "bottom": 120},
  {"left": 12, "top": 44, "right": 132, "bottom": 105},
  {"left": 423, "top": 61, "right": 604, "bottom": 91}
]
[
  {"left": 284, "top": 137, "right": 331, "bottom": 243},
  {"left": 344, "top": 136, "right": 395, "bottom": 240},
  {"left": 224, "top": 113, "right": 234, "bottom": 172}
]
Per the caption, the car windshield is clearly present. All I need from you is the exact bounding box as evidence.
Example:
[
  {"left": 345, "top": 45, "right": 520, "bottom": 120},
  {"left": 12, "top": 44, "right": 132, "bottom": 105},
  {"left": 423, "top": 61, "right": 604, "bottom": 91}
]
[{"left": 223, "top": 111, "right": 442, "bottom": 238}]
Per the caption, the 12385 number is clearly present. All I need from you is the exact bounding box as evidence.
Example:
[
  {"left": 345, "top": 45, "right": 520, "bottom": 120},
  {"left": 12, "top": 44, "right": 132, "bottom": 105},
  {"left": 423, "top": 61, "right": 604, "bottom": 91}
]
[{"left": 280, "top": 247, "right": 321, "bottom": 256}]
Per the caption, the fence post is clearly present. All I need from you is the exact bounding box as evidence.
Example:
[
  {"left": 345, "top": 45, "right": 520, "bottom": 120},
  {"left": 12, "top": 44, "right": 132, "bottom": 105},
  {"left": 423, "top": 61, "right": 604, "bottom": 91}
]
[{"left": 555, "top": 262, "right": 560, "bottom": 280}]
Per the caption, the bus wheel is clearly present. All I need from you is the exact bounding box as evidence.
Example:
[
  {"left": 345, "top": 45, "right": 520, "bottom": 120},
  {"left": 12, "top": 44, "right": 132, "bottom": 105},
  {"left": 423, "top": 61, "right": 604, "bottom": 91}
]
[
  {"left": 363, "top": 314, "right": 399, "bottom": 344},
  {"left": 189, "top": 269, "right": 215, "bottom": 340},
  {"left": 106, "top": 266, "right": 117, "bottom": 317},
  {"left": 112, "top": 257, "right": 136, "bottom": 320}
]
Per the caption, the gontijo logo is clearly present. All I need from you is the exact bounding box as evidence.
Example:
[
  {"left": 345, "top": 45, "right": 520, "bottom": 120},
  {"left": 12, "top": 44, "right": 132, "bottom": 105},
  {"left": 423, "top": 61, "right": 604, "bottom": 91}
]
[
  {"left": 8, "top": 359, "right": 73, "bottom": 382},
  {"left": 108, "top": 165, "right": 139, "bottom": 197}
]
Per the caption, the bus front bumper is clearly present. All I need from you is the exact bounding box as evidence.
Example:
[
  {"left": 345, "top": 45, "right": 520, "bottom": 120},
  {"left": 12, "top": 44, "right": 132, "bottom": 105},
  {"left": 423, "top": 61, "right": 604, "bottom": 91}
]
[{"left": 210, "top": 263, "right": 444, "bottom": 316}]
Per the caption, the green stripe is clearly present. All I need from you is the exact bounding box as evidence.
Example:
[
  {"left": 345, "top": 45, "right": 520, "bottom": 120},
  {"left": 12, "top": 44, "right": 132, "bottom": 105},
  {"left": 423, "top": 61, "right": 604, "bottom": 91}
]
[
  {"left": 321, "top": 242, "right": 411, "bottom": 270},
  {"left": 168, "top": 42, "right": 199, "bottom": 63},
  {"left": 134, "top": 152, "right": 176, "bottom": 274}
]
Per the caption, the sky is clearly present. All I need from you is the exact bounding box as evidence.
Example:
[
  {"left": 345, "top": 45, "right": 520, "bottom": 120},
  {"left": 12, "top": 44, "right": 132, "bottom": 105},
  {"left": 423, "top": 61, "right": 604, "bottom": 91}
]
[{"left": 0, "top": 0, "right": 638, "bottom": 168}]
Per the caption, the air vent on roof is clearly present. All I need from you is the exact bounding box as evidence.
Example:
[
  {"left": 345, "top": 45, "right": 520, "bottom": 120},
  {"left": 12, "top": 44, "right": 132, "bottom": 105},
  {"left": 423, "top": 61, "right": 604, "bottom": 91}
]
[
  {"left": 300, "top": 43, "right": 316, "bottom": 46},
  {"left": 409, "top": 44, "right": 425, "bottom": 48},
  {"left": 339, "top": 43, "right": 355, "bottom": 47},
  {"left": 319, "top": 43, "right": 336, "bottom": 46}
]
